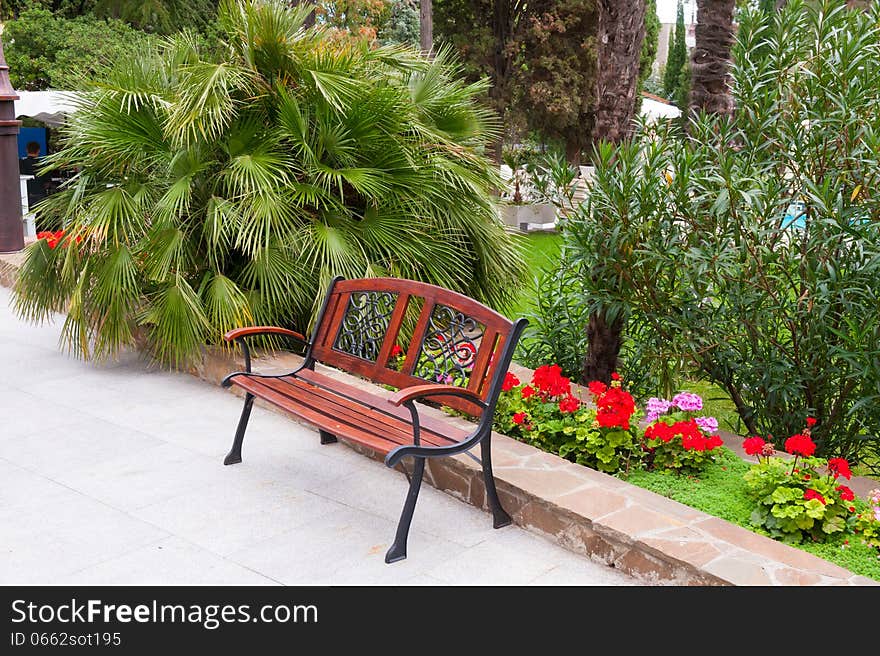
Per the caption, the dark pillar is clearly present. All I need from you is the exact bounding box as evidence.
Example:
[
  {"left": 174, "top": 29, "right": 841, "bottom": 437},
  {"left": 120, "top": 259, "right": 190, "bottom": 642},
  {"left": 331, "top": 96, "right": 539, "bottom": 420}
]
[{"left": 0, "top": 35, "right": 24, "bottom": 254}]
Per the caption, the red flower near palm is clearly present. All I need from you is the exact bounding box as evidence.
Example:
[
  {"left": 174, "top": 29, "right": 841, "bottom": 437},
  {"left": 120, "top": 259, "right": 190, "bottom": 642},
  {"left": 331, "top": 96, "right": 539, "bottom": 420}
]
[
  {"left": 806, "top": 417, "right": 817, "bottom": 427},
  {"left": 520, "top": 385, "right": 535, "bottom": 400},
  {"left": 588, "top": 380, "right": 607, "bottom": 396},
  {"left": 594, "top": 386, "right": 636, "bottom": 430},
  {"left": 512, "top": 412, "right": 527, "bottom": 425},
  {"left": 803, "top": 489, "right": 826, "bottom": 505},
  {"left": 784, "top": 434, "right": 816, "bottom": 458},
  {"left": 390, "top": 344, "right": 404, "bottom": 358},
  {"left": 827, "top": 457, "right": 852, "bottom": 480}
]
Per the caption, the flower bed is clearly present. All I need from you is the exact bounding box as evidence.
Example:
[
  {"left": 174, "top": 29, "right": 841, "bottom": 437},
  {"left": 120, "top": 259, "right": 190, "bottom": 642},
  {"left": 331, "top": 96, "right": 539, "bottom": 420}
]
[{"left": 491, "top": 365, "right": 880, "bottom": 581}]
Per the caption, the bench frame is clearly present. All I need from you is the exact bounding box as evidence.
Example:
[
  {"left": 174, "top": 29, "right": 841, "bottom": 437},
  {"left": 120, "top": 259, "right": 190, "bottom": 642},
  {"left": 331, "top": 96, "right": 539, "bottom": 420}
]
[{"left": 221, "top": 276, "right": 528, "bottom": 563}]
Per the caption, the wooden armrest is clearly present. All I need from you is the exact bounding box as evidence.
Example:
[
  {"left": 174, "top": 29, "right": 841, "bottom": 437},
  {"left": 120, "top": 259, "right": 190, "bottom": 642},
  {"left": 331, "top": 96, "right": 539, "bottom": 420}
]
[
  {"left": 223, "top": 326, "right": 307, "bottom": 343},
  {"left": 388, "top": 384, "right": 485, "bottom": 408}
]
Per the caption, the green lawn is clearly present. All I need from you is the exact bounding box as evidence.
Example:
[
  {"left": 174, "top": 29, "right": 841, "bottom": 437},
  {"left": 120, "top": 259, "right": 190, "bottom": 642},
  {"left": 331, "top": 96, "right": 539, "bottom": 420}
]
[{"left": 509, "top": 230, "right": 564, "bottom": 318}]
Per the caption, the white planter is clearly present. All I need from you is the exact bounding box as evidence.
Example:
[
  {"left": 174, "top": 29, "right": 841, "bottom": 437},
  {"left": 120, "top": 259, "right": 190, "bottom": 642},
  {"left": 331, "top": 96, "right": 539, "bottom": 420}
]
[{"left": 500, "top": 203, "right": 556, "bottom": 232}]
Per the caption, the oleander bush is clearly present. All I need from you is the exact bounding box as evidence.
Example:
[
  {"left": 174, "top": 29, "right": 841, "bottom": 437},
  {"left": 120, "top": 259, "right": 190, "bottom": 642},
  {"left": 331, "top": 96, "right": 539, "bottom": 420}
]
[
  {"left": 13, "top": 0, "right": 524, "bottom": 367},
  {"left": 553, "top": 0, "right": 880, "bottom": 470}
]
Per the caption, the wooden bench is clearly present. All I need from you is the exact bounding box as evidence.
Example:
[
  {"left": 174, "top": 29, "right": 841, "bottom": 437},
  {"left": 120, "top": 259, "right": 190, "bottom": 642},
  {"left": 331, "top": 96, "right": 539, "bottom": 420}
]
[{"left": 221, "top": 276, "right": 528, "bottom": 563}]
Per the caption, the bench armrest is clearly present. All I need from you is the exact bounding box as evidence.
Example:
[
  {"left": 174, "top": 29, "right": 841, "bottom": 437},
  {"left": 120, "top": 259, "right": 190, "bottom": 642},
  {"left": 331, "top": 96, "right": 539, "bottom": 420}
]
[
  {"left": 221, "top": 326, "right": 310, "bottom": 385},
  {"left": 224, "top": 326, "right": 307, "bottom": 343},
  {"left": 388, "top": 384, "right": 487, "bottom": 409}
]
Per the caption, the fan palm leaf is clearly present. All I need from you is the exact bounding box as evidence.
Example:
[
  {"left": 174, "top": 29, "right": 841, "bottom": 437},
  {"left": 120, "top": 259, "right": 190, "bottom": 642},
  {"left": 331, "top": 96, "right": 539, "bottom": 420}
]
[{"left": 13, "top": 0, "right": 525, "bottom": 367}]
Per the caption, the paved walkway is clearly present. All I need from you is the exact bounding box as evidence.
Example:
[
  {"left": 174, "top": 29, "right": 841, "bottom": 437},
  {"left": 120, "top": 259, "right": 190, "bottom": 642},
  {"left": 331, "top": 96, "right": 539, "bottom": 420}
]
[{"left": 0, "top": 287, "right": 637, "bottom": 586}]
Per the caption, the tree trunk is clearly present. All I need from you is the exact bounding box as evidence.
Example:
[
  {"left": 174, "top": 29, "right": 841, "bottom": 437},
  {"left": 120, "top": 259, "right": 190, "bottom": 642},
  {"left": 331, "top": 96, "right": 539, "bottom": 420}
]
[
  {"left": 583, "top": 314, "right": 624, "bottom": 385},
  {"left": 420, "top": 0, "right": 433, "bottom": 55},
  {"left": 591, "top": 0, "right": 647, "bottom": 147},
  {"left": 581, "top": 0, "right": 646, "bottom": 384},
  {"left": 488, "top": 0, "right": 512, "bottom": 165},
  {"left": 690, "top": 0, "right": 736, "bottom": 117}
]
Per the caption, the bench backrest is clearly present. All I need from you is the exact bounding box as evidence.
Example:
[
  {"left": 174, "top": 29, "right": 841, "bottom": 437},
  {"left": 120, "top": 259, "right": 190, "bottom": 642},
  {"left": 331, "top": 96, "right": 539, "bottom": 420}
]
[{"left": 309, "top": 277, "right": 524, "bottom": 416}]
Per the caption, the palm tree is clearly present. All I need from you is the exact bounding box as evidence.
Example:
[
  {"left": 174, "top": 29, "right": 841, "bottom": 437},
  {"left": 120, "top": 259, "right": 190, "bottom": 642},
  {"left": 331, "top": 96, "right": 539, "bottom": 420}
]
[
  {"left": 14, "top": 0, "right": 524, "bottom": 367},
  {"left": 581, "top": 0, "right": 646, "bottom": 384},
  {"left": 690, "top": 0, "right": 736, "bottom": 116}
]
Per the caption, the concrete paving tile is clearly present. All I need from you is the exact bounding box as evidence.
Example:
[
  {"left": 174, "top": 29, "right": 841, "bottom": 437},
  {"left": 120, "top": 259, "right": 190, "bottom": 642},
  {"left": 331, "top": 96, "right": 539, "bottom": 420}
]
[
  {"left": 0, "top": 493, "right": 169, "bottom": 584},
  {"left": 527, "top": 562, "right": 636, "bottom": 586},
  {"left": 55, "top": 536, "right": 278, "bottom": 585},
  {"left": 228, "top": 506, "right": 463, "bottom": 585},
  {"left": 229, "top": 507, "right": 428, "bottom": 585},
  {"left": 307, "top": 459, "right": 499, "bottom": 548},
  {"left": 51, "top": 442, "right": 231, "bottom": 511},
  {"left": 3, "top": 418, "right": 165, "bottom": 478},
  {"left": 133, "top": 478, "right": 349, "bottom": 556},
  {"left": 0, "top": 459, "right": 74, "bottom": 509},
  {"left": 0, "top": 388, "right": 92, "bottom": 439}
]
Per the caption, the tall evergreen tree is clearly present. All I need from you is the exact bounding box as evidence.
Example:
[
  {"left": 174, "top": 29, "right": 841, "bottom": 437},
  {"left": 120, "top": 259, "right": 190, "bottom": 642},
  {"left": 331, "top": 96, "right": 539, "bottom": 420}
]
[{"left": 663, "top": 0, "right": 686, "bottom": 101}]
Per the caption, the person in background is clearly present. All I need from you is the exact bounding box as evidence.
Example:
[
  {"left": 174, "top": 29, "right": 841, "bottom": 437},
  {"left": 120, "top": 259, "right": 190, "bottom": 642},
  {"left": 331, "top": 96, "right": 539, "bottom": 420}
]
[{"left": 19, "top": 141, "right": 52, "bottom": 209}]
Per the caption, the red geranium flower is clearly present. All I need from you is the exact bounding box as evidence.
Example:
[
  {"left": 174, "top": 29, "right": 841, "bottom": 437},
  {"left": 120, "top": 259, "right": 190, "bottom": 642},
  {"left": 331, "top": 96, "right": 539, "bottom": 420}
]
[
  {"left": 803, "top": 489, "right": 826, "bottom": 505},
  {"left": 588, "top": 380, "right": 607, "bottom": 396},
  {"left": 835, "top": 485, "right": 855, "bottom": 502},
  {"left": 390, "top": 344, "right": 404, "bottom": 358},
  {"left": 532, "top": 364, "right": 571, "bottom": 398},
  {"left": 706, "top": 435, "right": 723, "bottom": 450},
  {"left": 806, "top": 417, "right": 817, "bottom": 427},
  {"left": 520, "top": 385, "right": 535, "bottom": 400},
  {"left": 610, "top": 372, "right": 621, "bottom": 381},
  {"left": 512, "top": 412, "right": 527, "bottom": 425},
  {"left": 558, "top": 395, "right": 580, "bottom": 414},
  {"left": 784, "top": 433, "right": 817, "bottom": 458},
  {"left": 827, "top": 458, "right": 852, "bottom": 480},
  {"left": 742, "top": 436, "right": 766, "bottom": 456},
  {"left": 501, "top": 372, "right": 520, "bottom": 392}
]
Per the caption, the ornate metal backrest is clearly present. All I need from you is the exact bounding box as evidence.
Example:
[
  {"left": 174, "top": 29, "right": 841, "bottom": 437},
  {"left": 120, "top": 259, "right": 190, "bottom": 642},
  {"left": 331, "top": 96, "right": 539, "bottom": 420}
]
[{"left": 309, "top": 277, "right": 520, "bottom": 416}]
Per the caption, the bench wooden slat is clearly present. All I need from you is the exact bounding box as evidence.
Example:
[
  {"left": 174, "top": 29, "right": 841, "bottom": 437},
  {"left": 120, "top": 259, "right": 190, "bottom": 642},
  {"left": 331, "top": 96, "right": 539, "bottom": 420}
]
[
  {"left": 294, "top": 368, "right": 472, "bottom": 442},
  {"left": 231, "top": 375, "right": 410, "bottom": 455},
  {"left": 264, "top": 377, "right": 458, "bottom": 449},
  {"left": 229, "top": 374, "right": 462, "bottom": 454}
]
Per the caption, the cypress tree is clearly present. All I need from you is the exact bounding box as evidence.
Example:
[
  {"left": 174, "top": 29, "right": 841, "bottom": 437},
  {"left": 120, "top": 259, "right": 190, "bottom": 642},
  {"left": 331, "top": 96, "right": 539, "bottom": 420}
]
[{"left": 663, "top": 0, "right": 687, "bottom": 102}]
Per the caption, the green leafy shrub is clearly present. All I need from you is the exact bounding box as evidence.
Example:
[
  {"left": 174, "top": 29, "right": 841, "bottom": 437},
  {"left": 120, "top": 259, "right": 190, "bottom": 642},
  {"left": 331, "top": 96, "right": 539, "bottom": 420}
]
[
  {"left": 13, "top": 0, "right": 524, "bottom": 367},
  {"left": 517, "top": 260, "right": 589, "bottom": 381},
  {"left": 2, "top": 6, "right": 159, "bottom": 90},
  {"left": 742, "top": 425, "right": 859, "bottom": 542},
  {"left": 562, "top": 0, "right": 880, "bottom": 470}
]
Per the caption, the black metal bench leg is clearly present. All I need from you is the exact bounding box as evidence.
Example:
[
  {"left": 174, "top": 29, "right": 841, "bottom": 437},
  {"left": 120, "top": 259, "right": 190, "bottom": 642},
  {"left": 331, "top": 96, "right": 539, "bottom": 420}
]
[
  {"left": 481, "top": 436, "right": 512, "bottom": 528},
  {"left": 319, "top": 430, "right": 337, "bottom": 445},
  {"left": 385, "top": 457, "right": 425, "bottom": 564},
  {"left": 224, "top": 393, "right": 254, "bottom": 466}
]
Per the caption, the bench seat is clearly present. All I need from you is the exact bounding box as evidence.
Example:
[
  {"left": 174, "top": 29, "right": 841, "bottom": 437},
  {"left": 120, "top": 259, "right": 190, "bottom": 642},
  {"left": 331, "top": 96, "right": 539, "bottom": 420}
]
[{"left": 228, "top": 368, "right": 467, "bottom": 456}]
